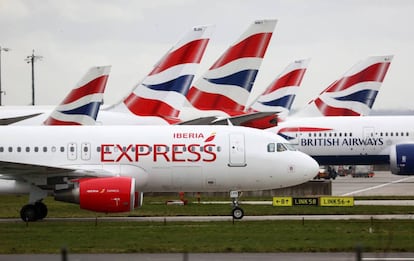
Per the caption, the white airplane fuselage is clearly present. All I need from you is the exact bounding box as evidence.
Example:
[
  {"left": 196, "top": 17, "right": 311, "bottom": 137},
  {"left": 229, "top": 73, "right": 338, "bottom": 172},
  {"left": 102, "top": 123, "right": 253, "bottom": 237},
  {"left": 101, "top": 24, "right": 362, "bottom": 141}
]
[
  {"left": 0, "top": 125, "right": 317, "bottom": 192},
  {"left": 271, "top": 116, "right": 414, "bottom": 174}
]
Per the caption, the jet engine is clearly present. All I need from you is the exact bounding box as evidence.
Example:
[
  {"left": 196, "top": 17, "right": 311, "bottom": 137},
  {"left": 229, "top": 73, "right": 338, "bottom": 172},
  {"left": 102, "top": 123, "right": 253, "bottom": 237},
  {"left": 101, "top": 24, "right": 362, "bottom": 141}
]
[
  {"left": 389, "top": 143, "right": 414, "bottom": 175},
  {"left": 55, "top": 177, "right": 143, "bottom": 213}
]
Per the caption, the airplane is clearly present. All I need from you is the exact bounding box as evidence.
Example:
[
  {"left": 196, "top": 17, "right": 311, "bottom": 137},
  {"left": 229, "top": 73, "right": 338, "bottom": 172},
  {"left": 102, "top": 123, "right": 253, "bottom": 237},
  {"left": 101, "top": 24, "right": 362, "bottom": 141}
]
[
  {"left": 271, "top": 115, "right": 414, "bottom": 175},
  {"left": 0, "top": 125, "right": 318, "bottom": 221},
  {"left": 292, "top": 55, "right": 393, "bottom": 118}
]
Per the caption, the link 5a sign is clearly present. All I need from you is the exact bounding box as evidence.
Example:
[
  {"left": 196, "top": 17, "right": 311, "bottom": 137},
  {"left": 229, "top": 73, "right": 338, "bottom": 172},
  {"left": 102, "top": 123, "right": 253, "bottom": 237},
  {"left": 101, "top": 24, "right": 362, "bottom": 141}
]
[{"left": 292, "top": 197, "right": 319, "bottom": 206}]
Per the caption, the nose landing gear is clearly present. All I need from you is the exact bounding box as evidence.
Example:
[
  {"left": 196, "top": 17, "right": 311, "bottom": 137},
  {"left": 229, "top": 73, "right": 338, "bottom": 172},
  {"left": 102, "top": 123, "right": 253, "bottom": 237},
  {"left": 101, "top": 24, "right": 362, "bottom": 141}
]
[{"left": 230, "top": 191, "right": 244, "bottom": 220}]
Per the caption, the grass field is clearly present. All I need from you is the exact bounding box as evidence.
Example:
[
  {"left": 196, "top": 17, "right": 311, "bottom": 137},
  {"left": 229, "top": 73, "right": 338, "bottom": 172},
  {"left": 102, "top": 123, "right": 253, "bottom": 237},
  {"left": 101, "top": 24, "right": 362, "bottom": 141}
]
[
  {"left": 1, "top": 195, "right": 414, "bottom": 253},
  {"left": 1, "top": 220, "right": 414, "bottom": 253}
]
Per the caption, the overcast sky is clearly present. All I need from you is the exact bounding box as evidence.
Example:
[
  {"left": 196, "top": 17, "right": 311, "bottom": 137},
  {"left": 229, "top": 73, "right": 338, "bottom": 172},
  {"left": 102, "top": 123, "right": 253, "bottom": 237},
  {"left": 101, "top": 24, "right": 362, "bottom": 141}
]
[{"left": 0, "top": 0, "right": 413, "bottom": 111}]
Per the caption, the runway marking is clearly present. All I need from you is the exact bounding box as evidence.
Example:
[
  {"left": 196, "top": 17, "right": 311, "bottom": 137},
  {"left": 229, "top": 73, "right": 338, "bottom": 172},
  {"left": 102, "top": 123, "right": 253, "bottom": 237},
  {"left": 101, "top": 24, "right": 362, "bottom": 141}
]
[{"left": 342, "top": 176, "right": 414, "bottom": 196}]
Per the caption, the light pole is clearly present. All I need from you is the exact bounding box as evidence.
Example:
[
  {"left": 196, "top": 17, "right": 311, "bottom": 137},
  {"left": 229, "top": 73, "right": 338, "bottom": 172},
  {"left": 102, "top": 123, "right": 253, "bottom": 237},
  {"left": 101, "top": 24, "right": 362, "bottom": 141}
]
[
  {"left": 25, "top": 49, "right": 43, "bottom": 106},
  {"left": 0, "top": 46, "right": 11, "bottom": 106}
]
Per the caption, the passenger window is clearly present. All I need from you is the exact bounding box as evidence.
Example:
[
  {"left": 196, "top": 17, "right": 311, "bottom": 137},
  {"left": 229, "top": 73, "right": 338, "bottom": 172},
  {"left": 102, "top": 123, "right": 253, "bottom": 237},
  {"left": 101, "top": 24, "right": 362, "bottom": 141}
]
[
  {"left": 43, "top": 147, "right": 48, "bottom": 152},
  {"left": 26, "top": 147, "right": 30, "bottom": 152},
  {"left": 17, "top": 147, "right": 21, "bottom": 152},
  {"left": 8, "top": 147, "right": 12, "bottom": 152},
  {"left": 60, "top": 147, "right": 65, "bottom": 152},
  {"left": 0, "top": 147, "right": 3, "bottom": 152},
  {"left": 217, "top": 146, "right": 221, "bottom": 152},
  {"left": 34, "top": 147, "right": 39, "bottom": 152},
  {"left": 267, "top": 143, "right": 275, "bottom": 152}
]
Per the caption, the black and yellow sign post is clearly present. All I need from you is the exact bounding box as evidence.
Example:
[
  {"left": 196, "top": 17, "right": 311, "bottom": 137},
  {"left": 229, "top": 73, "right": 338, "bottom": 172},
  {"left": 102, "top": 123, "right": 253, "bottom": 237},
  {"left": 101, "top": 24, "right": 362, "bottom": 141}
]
[
  {"left": 272, "top": 196, "right": 354, "bottom": 207},
  {"left": 319, "top": 196, "right": 354, "bottom": 207}
]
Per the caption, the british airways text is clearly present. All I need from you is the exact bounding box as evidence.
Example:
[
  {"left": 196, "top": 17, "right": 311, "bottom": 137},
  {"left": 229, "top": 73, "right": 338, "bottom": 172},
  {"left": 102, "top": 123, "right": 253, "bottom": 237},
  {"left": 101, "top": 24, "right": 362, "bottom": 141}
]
[{"left": 300, "top": 137, "right": 384, "bottom": 147}]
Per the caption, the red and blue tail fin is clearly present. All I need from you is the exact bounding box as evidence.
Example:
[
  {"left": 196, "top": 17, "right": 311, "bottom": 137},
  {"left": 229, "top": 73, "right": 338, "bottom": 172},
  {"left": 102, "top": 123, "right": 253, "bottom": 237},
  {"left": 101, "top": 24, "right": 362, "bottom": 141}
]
[
  {"left": 109, "top": 25, "right": 213, "bottom": 123},
  {"left": 44, "top": 66, "right": 110, "bottom": 125},
  {"left": 186, "top": 19, "right": 277, "bottom": 116},
  {"left": 247, "top": 59, "right": 309, "bottom": 120},
  {"left": 294, "top": 55, "right": 393, "bottom": 117}
]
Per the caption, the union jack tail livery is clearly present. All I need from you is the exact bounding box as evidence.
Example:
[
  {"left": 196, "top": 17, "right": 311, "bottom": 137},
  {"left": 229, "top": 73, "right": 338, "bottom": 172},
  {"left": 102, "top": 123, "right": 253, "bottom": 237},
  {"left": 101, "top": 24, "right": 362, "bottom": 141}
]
[
  {"left": 44, "top": 66, "right": 111, "bottom": 125},
  {"left": 247, "top": 59, "right": 309, "bottom": 120},
  {"left": 108, "top": 25, "right": 213, "bottom": 123},
  {"left": 185, "top": 19, "right": 277, "bottom": 116},
  {"left": 294, "top": 55, "right": 393, "bottom": 117}
]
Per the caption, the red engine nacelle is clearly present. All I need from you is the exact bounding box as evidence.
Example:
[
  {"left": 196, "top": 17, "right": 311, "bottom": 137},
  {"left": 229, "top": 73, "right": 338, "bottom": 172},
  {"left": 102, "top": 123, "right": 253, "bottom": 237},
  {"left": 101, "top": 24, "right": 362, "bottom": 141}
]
[{"left": 55, "top": 177, "right": 142, "bottom": 213}]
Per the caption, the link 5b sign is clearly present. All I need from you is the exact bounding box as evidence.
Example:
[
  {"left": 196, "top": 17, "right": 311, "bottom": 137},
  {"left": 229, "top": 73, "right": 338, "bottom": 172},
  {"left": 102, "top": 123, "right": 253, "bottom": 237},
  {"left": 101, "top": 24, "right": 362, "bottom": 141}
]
[
  {"left": 319, "top": 196, "right": 354, "bottom": 207},
  {"left": 272, "top": 196, "right": 354, "bottom": 207}
]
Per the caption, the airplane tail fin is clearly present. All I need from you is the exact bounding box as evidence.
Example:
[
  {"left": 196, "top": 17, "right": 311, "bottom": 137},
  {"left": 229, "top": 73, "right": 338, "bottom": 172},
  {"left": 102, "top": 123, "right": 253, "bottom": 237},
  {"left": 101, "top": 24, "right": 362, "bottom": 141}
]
[
  {"left": 247, "top": 59, "right": 309, "bottom": 120},
  {"left": 109, "top": 25, "right": 213, "bottom": 123},
  {"left": 186, "top": 19, "right": 277, "bottom": 116},
  {"left": 44, "top": 66, "right": 111, "bottom": 125},
  {"left": 293, "top": 55, "right": 393, "bottom": 117}
]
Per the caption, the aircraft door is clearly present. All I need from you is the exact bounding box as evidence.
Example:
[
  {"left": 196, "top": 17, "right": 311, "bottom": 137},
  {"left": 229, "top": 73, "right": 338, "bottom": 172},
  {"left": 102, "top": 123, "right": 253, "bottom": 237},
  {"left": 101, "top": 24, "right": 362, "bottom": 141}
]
[
  {"left": 81, "top": 142, "right": 91, "bottom": 160},
  {"left": 363, "top": 127, "right": 376, "bottom": 152},
  {"left": 67, "top": 142, "right": 77, "bottom": 160},
  {"left": 228, "top": 133, "right": 246, "bottom": 167}
]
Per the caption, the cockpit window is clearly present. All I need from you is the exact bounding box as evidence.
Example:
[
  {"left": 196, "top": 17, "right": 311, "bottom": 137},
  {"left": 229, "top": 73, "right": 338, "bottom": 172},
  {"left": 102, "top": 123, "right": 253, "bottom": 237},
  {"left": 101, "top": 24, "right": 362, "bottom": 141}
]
[
  {"left": 269, "top": 143, "right": 296, "bottom": 152},
  {"left": 277, "top": 143, "right": 287, "bottom": 152}
]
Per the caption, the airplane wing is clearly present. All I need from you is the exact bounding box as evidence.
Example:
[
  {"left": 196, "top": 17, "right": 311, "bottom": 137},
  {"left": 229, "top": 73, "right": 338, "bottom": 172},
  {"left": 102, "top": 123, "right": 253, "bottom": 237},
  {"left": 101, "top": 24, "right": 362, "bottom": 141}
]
[
  {"left": 177, "top": 112, "right": 278, "bottom": 129},
  {"left": 177, "top": 116, "right": 220, "bottom": 125},
  {"left": 0, "top": 113, "right": 43, "bottom": 125},
  {"left": 214, "top": 112, "right": 278, "bottom": 129},
  {"left": 0, "top": 160, "right": 112, "bottom": 182}
]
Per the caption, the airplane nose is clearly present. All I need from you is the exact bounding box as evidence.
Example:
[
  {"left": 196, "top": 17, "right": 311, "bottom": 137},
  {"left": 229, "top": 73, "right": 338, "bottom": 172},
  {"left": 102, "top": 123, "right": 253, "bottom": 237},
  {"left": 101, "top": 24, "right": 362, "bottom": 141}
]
[{"left": 293, "top": 152, "right": 319, "bottom": 184}]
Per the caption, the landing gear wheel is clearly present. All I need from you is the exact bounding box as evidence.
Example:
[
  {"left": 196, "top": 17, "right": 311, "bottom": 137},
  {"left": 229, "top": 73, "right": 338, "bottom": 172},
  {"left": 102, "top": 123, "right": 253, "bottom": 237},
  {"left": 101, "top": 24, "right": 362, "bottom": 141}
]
[
  {"left": 20, "top": 204, "right": 37, "bottom": 222},
  {"left": 232, "top": 206, "right": 244, "bottom": 220},
  {"left": 230, "top": 191, "right": 244, "bottom": 220},
  {"left": 35, "top": 201, "right": 48, "bottom": 220}
]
